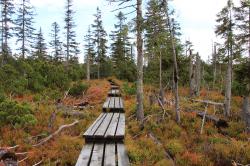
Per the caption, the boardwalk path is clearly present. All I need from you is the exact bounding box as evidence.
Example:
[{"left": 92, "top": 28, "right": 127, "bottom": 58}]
[{"left": 76, "top": 80, "right": 129, "bottom": 166}]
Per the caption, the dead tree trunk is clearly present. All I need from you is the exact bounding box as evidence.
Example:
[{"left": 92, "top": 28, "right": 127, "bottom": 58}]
[
  {"left": 86, "top": 53, "right": 90, "bottom": 81},
  {"left": 136, "top": 0, "right": 144, "bottom": 123},
  {"left": 167, "top": 14, "right": 180, "bottom": 123},
  {"left": 224, "top": 48, "right": 232, "bottom": 117},
  {"left": 195, "top": 53, "right": 201, "bottom": 96},
  {"left": 242, "top": 97, "right": 250, "bottom": 133},
  {"left": 159, "top": 50, "right": 164, "bottom": 104},
  {"left": 213, "top": 44, "right": 217, "bottom": 88},
  {"left": 189, "top": 50, "right": 195, "bottom": 97}
]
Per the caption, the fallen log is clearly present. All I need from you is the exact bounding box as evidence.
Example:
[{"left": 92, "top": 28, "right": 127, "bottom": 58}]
[
  {"left": 192, "top": 99, "right": 224, "bottom": 107},
  {"left": 148, "top": 132, "right": 175, "bottom": 166},
  {"left": 0, "top": 149, "right": 18, "bottom": 166},
  {"left": 196, "top": 111, "right": 228, "bottom": 128},
  {"left": 32, "top": 120, "right": 79, "bottom": 147}
]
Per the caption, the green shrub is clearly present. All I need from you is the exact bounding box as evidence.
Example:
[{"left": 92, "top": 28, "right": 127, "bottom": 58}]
[
  {"left": 166, "top": 139, "right": 185, "bottom": 156},
  {"left": 0, "top": 100, "right": 37, "bottom": 127},
  {"left": 69, "top": 82, "right": 89, "bottom": 97},
  {"left": 122, "top": 82, "right": 136, "bottom": 95}
]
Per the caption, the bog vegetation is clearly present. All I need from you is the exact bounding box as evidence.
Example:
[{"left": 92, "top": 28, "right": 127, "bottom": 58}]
[{"left": 0, "top": 0, "right": 249, "bottom": 165}]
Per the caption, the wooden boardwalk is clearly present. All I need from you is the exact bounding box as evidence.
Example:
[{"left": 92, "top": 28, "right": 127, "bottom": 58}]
[{"left": 76, "top": 81, "right": 129, "bottom": 166}]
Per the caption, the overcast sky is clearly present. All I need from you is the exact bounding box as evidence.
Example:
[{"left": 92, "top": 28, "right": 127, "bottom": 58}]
[{"left": 13, "top": 0, "right": 240, "bottom": 62}]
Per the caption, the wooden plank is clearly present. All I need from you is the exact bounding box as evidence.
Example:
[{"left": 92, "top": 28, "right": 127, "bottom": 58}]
[
  {"left": 111, "top": 85, "right": 119, "bottom": 90},
  {"left": 103, "top": 98, "right": 111, "bottom": 109},
  {"left": 89, "top": 143, "right": 104, "bottom": 166},
  {"left": 117, "top": 143, "right": 130, "bottom": 166},
  {"left": 95, "top": 113, "right": 114, "bottom": 138},
  {"left": 103, "top": 143, "right": 116, "bottom": 166},
  {"left": 105, "top": 113, "right": 120, "bottom": 138},
  {"left": 116, "top": 113, "right": 125, "bottom": 139},
  {"left": 109, "top": 97, "right": 115, "bottom": 108},
  {"left": 119, "top": 97, "right": 124, "bottom": 109},
  {"left": 84, "top": 113, "right": 106, "bottom": 137},
  {"left": 114, "top": 97, "right": 120, "bottom": 109},
  {"left": 75, "top": 143, "right": 93, "bottom": 166}
]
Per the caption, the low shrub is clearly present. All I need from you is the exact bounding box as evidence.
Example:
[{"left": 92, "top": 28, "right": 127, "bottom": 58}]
[
  {"left": 166, "top": 139, "right": 185, "bottom": 156},
  {"left": 69, "top": 82, "right": 89, "bottom": 97},
  {"left": 122, "top": 82, "right": 136, "bottom": 95},
  {"left": 0, "top": 99, "right": 37, "bottom": 127}
]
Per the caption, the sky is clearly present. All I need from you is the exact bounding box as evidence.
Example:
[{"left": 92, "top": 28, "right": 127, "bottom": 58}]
[{"left": 13, "top": 0, "right": 241, "bottom": 62}]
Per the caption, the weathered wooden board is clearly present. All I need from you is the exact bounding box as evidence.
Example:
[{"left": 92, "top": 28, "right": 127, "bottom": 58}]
[
  {"left": 108, "top": 89, "right": 121, "bottom": 97},
  {"left": 89, "top": 143, "right": 104, "bottom": 166},
  {"left": 75, "top": 144, "right": 93, "bottom": 166},
  {"left": 117, "top": 143, "right": 130, "bottom": 166},
  {"left": 95, "top": 113, "right": 113, "bottom": 138},
  {"left": 105, "top": 113, "right": 119, "bottom": 138},
  {"left": 103, "top": 143, "right": 116, "bottom": 166},
  {"left": 116, "top": 114, "right": 125, "bottom": 139},
  {"left": 84, "top": 113, "right": 106, "bottom": 137}
]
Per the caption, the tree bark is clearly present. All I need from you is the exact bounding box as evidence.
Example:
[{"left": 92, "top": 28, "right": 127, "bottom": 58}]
[
  {"left": 136, "top": 0, "right": 144, "bottom": 123},
  {"left": 167, "top": 14, "right": 180, "bottom": 123},
  {"left": 189, "top": 50, "right": 195, "bottom": 97},
  {"left": 159, "top": 50, "right": 164, "bottom": 104},
  {"left": 87, "top": 53, "right": 90, "bottom": 81},
  {"left": 224, "top": 8, "right": 233, "bottom": 117},
  {"left": 195, "top": 53, "right": 201, "bottom": 96},
  {"left": 213, "top": 45, "right": 217, "bottom": 88},
  {"left": 224, "top": 50, "right": 232, "bottom": 117},
  {"left": 242, "top": 97, "right": 250, "bottom": 133}
]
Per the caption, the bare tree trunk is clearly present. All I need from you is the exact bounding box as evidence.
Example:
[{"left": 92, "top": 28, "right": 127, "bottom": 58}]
[
  {"left": 136, "top": 0, "right": 144, "bottom": 123},
  {"left": 87, "top": 53, "right": 90, "bottom": 81},
  {"left": 242, "top": 97, "right": 250, "bottom": 133},
  {"left": 195, "top": 53, "right": 201, "bottom": 96},
  {"left": 189, "top": 50, "right": 195, "bottom": 97},
  {"left": 167, "top": 15, "right": 180, "bottom": 123},
  {"left": 213, "top": 45, "right": 217, "bottom": 88},
  {"left": 224, "top": 45, "right": 232, "bottom": 117},
  {"left": 159, "top": 50, "right": 164, "bottom": 104}
]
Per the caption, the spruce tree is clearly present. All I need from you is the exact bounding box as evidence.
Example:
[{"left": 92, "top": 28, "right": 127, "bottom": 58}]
[
  {"left": 64, "top": 0, "right": 79, "bottom": 62},
  {"left": 15, "top": 0, "right": 35, "bottom": 59},
  {"left": 0, "top": 0, "right": 15, "bottom": 60},
  {"left": 106, "top": 0, "right": 144, "bottom": 122},
  {"left": 91, "top": 7, "right": 108, "bottom": 79},
  {"left": 234, "top": 0, "right": 250, "bottom": 59},
  {"left": 145, "top": 0, "right": 168, "bottom": 103},
  {"left": 215, "top": 0, "right": 235, "bottom": 117},
  {"left": 33, "top": 27, "right": 47, "bottom": 60},
  {"left": 84, "top": 26, "right": 95, "bottom": 81},
  {"left": 50, "top": 22, "right": 62, "bottom": 61},
  {"left": 110, "top": 11, "right": 135, "bottom": 80}
]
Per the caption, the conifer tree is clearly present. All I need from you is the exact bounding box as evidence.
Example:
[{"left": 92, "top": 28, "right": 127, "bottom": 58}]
[
  {"left": 145, "top": 0, "right": 168, "bottom": 103},
  {"left": 84, "top": 26, "right": 95, "bottom": 81},
  {"left": 107, "top": 0, "right": 144, "bottom": 123},
  {"left": 33, "top": 27, "right": 47, "bottom": 60},
  {"left": 110, "top": 11, "right": 136, "bottom": 80},
  {"left": 15, "top": 0, "right": 35, "bottom": 59},
  {"left": 0, "top": 0, "right": 15, "bottom": 60},
  {"left": 234, "top": 0, "right": 250, "bottom": 59},
  {"left": 216, "top": 0, "right": 235, "bottom": 117},
  {"left": 64, "top": 0, "right": 79, "bottom": 62},
  {"left": 50, "top": 22, "right": 62, "bottom": 61},
  {"left": 91, "top": 7, "right": 108, "bottom": 79}
]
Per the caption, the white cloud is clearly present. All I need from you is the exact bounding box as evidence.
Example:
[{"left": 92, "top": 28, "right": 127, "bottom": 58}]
[{"left": 172, "top": 0, "right": 240, "bottom": 60}]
